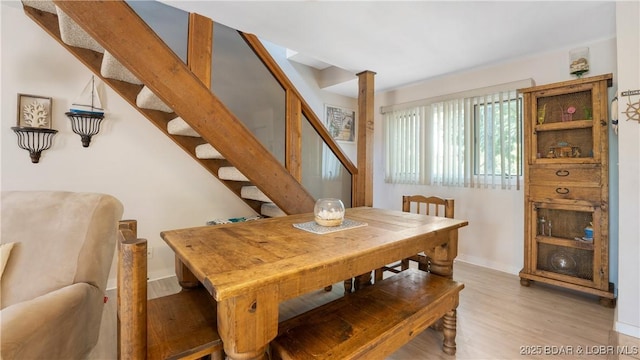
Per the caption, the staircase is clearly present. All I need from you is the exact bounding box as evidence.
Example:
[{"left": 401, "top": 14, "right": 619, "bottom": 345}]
[{"left": 21, "top": 0, "right": 358, "bottom": 217}]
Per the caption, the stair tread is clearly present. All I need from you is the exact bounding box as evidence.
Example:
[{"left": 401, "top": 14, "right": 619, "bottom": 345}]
[
  {"left": 195, "top": 144, "right": 224, "bottom": 160},
  {"left": 136, "top": 86, "right": 173, "bottom": 113},
  {"left": 101, "top": 51, "right": 143, "bottom": 85},
  {"left": 22, "top": 1, "right": 56, "bottom": 13},
  {"left": 241, "top": 186, "right": 271, "bottom": 203},
  {"left": 219, "top": 167, "right": 249, "bottom": 182},
  {"left": 56, "top": 7, "right": 104, "bottom": 53},
  {"left": 261, "top": 203, "right": 286, "bottom": 218},
  {"left": 168, "top": 117, "right": 200, "bottom": 137}
]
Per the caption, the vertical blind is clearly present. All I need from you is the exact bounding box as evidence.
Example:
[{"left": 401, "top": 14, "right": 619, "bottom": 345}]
[{"left": 384, "top": 88, "right": 522, "bottom": 190}]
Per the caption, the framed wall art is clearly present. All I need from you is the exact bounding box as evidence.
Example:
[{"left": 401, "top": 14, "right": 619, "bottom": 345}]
[
  {"left": 325, "top": 104, "right": 355, "bottom": 142},
  {"left": 17, "top": 93, "right": 52, "bottom": 128}
]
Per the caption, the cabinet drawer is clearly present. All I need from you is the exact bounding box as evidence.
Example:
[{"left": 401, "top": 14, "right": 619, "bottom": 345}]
[
  {"left": 529, "top": 164, "right": 601, "bottom": 185},
  {"left": 529, "top": 184, "right": 600, "bottom": 201}
]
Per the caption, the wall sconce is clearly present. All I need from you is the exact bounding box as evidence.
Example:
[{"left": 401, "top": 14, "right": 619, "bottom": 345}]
[
  {"left": 65, "top": 112, "right": 104, "bottom": 147},
  {"left": 11, "top": 127, "right": 58, "bottom": 163},
  {"left": 67, "top": 76, "right": 105, "bottom": 147}
]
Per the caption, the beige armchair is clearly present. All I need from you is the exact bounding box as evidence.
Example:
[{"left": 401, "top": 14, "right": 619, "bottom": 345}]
[{"left": 1, "top": 191, "right": 123, "bottom": 360}]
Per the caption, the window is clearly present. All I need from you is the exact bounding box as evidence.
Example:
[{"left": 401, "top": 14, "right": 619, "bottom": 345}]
[
  {"left": 383, "top": 83, "right": 526, "bottom": 190},
  {"left": 473, "top": 95, "right": 522, "bottom": 179}
]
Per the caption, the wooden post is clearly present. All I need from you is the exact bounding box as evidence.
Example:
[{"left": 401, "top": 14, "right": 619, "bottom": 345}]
[
  {"left": 117, "top": 221, "right": 147, "bottom": 360},
  {"left": 187, "top": 13, "right": 212, "bottom": 86},
  {"left": 173, "top": 12, "right": 213, "bottom": 290},
  {"left": 286, "top": 90, "right": 302, "bottom": 182},
  {"left": 118, "top": 219, "right": 137, "bottom": 236},
  {"left": 355, "top": 71, "right": 375, "bottom": 207},
  {"left": 352, "top": 71, "right": 376, "bottom": 288}
]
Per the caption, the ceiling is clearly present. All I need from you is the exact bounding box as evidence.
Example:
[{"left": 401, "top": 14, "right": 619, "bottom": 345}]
[{"left": 162, "top": 1, "right": 616, "bottom": 98}]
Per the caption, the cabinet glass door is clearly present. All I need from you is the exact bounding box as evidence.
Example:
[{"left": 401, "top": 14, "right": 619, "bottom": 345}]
[
  {"left": 530, "top": 83, "right": 602, "bottom": 164},
  {"left": 531, "top": 202, "right": 601, "bottom": 287}
]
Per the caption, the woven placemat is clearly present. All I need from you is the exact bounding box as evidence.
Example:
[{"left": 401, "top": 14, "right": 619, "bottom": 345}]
[{"left": 293, "top": 219, "right": 367, "bottom": 234}]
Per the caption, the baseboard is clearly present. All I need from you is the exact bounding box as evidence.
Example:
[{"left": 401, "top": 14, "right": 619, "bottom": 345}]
[
  {"left": 455, "top": 253, "right": 521, "bottom": 275},
  {"left": 615, "top": 321, "right": 640, "bottom": 339}
]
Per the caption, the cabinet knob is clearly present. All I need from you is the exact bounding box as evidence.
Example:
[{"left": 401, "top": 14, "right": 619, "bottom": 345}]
[
  {"left": 555, "top": 187, "right": 570, "bottom": 194},
  {"left": 555, "top": 170, "right": 570, "bottom": 177}
]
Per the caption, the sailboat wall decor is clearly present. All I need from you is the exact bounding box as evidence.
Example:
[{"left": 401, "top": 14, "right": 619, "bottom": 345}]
[
  {"left": 66, "top": 76, "right": 106, "bottom": 147},
  {"left": 70, "top": 76, "right": 105, "bottom": 115}
]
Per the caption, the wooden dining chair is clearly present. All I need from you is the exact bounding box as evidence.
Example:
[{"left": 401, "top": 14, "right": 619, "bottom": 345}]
[
  {"left": 374, "top": 195, "right": 455, "bottom": 282},
  {"left": 117, "top": 220, "right": 224, "bottom": 360}
]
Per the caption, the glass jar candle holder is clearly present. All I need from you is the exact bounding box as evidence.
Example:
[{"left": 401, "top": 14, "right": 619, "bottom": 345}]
[{"left": 314, "top": 198, "right": 345, "bottom": 227}]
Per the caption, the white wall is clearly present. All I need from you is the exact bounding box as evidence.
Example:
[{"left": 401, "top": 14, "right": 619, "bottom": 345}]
[
  {"left": 373, "top": 37, "right": 618, "bottom": 275},
  {"left": 1, "top": 2, "right": 256, "bottom": 286},
  {"left": 614, "top": 1, "right": 640, "bottom": 339}
]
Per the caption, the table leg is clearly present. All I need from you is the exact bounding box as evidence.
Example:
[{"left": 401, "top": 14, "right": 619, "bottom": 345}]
[
  {"left": 354, "top": 271, "right": 372, "bottom": 290},
  {"left": 426, "top": 229, "right": 458, "bottom": 332},
  {"left": 175, "top": 256, "right": 200, "bottom": 289},
  {"left": 217, "top": 287, "right": 279, "bottom": 360},
  {"left": 427, "top": 230, "right": 458, "bottom": 279}
]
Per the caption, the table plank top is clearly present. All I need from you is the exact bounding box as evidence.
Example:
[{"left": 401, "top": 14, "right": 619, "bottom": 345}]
[{"left": 161, "top": 207, "right": 468, "bottom": 301}]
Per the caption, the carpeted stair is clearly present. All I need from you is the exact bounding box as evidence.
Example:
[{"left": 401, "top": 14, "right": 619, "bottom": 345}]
[{"left": 24, "top": 0, "right": 285, "bottom": 218}]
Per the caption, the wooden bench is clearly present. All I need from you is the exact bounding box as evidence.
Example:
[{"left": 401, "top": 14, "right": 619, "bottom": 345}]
[{"left": 270, "top": 268, "right": 464, "bottom": 360}]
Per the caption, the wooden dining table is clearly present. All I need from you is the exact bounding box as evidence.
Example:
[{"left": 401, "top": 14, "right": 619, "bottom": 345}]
[{"left": 161, "top": 206, "right": 468, "bottom": 360}]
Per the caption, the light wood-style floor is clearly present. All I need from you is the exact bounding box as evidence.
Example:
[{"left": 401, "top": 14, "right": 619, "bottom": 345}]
[{"left": 89, "top": 261, "right": 639, "bottom": 359}]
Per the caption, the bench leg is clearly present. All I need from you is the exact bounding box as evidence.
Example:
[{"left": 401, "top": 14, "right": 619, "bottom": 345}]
[
  {"left": 442, "top": 309, "right": 457, "bottom": 355},
  {"left": 430, "top": 317, "right": 444, "bottom": 331},
  {"left": 374, "top": 268, "right": 384, "bottom": 282},
  {"left": 343, "top": 271, "right": 373, "bottom": 294},
  {"left": 343, "top": 278, "right": 353, "bottom": 293},
  {"left": 354, "top": 271, "right": 372, "bottom": 290}
]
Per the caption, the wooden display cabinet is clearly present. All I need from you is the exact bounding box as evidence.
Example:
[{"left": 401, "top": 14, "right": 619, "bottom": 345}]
[{"left": 518, "top": 74, "right": 615, "bottom": 306}]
